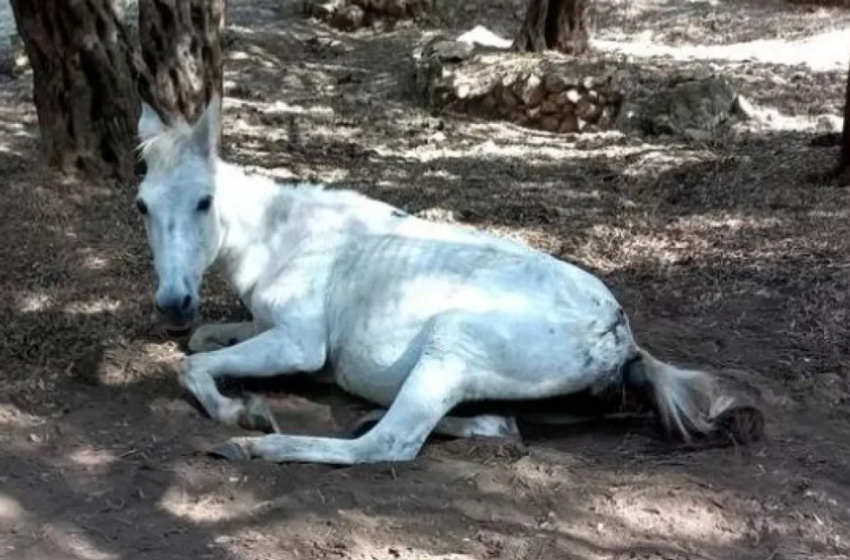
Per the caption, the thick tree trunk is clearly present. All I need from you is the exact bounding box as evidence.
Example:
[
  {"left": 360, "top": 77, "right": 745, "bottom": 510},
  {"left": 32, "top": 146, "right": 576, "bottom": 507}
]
[
  {"left": 139, "top": 0, "right": 226, "bottom": 130},
  {"left": 10, "top": 0, "right": 141, "bottom": 184},
  {"left": 513, "top": 0, "right": 592, "bottom": 55}
]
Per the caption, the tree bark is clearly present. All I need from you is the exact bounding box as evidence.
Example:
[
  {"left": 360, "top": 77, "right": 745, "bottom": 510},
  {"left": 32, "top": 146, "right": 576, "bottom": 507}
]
[
  {"left": 513, "top": 0, "right": 592, "bottom": 55},
  {"left": 139, "top": 0, "right": 226, "bottom": 130},
  {"left": 836, "top": 57, "right": 850, "bottom": 176},
  {"left": 10, "top": 0, "right": 142, "bottom": 184}
]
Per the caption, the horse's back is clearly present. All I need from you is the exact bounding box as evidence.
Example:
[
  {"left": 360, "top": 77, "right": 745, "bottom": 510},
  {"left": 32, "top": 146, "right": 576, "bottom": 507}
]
[{"left": 323, "top": 223, "right": 634, "bottom": 404}]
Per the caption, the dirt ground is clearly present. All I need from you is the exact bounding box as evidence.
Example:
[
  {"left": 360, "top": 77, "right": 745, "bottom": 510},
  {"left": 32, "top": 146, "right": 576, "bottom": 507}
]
[{"left": 3, "top": 0, "right": 850, "bottom": 559}]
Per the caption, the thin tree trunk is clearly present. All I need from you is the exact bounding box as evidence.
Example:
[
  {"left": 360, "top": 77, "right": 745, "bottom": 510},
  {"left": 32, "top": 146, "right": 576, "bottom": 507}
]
[
  {"left": 513, "top": 0, "right": 592, "bottom": 55},
  {"left": 10, "top": 0, "right": 142, "bottom": 184},
  {"left": 837, "top": 57, "right": 850, "bottom": 175},
  {"left": 139, "top": 0, "right": 226, "bottom": 131}
]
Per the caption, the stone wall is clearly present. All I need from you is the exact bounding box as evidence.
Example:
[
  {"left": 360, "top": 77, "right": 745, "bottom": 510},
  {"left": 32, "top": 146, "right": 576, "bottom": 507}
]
[
  {"left": 412, "top": 40, "right": 623, "bottom": 134},
  {"left": 303, "top": 0, "right": 434, "bottom": 30}
]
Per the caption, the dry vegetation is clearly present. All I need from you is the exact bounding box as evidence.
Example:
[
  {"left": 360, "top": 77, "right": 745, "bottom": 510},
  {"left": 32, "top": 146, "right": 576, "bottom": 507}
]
[{"left": 3, "top": 0, "right": 850, "bottom": 559}]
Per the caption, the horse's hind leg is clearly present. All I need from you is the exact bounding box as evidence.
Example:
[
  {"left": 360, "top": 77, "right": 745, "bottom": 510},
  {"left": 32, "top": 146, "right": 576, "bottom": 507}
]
[
  {"left": 209, "top": 328, "right": 475, "bottom": 464},
  {"left": 349, "top": 410, "right": 521, "bottom": 441}
]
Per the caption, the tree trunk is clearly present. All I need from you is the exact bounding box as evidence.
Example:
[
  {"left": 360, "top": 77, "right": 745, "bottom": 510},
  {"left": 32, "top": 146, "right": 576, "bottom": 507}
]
[
  {"left": 836, "top": 57, "right": 850, "bottom": 176},
  {"left": 10, "top": 0, "right": 141, "bottom": 184},
  {"left": 139, "top": 0, "right": 226, "bottom": 131},
  {"left": 513, "top": 0, "right": 592, "bottom": 55}
]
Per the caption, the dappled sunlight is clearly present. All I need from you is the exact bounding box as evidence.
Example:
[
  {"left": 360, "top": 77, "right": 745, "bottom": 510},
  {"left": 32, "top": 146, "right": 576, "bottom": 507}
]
[
  {"left": 66, "top": 447, "right": 119, "bottom": 469},
  {"left": 157, "top": 484, "right": 263, "bottom": 524},
  {"left": 596, "top": 27, "right": 850, "bottom": 71},
  {"left": 0, "top": 493, "right": 28, "bottom": 524},
  {"left": 40, "top": 521, "right": 121, "bottom": 560},
  {"left": 0, "top": 403, "right": 46, "bottom": 430}
]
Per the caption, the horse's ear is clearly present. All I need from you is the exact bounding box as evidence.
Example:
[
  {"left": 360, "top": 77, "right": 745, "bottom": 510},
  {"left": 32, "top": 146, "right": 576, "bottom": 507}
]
[
  {"left": 138, "top": 102, "right": 166, "bottom": 143},
  {"left": 191, "top": 93, "right": 220, "bottom": 159}
]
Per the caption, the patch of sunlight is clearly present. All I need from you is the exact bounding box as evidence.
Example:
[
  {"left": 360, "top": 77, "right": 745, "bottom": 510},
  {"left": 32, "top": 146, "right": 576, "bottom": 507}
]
[
  {"left": 594, "top": 27, "right": 850, "bottom": 71},
  {"left": 672, "top": 214, "right": 783, "bottom": 232},
  {"left": 0, "top": 494, "right": 27, "bottom": 522},
  {"left": 62, "top": 299, "right": 122, "bottom": 316},
  {"left": 41, "top": 521, "right": 120, "bottom": 560},
  {"left": 158, "top": 485, "right": 261, "bottom": 524},
  {"left": 601, "top": 492, "right": 748, "bottom": 544},
  {"left": 81, "top": 254, "right": 110, "bottom": 271},
  {"left": 0, "top": 403, "right": 45, "bottom": 430},
  {"left": 15, "top": 291, "right": 51, "bottom": 313},
  {"left": 66, "top": 447, "right": 118, "bottom": 469}
]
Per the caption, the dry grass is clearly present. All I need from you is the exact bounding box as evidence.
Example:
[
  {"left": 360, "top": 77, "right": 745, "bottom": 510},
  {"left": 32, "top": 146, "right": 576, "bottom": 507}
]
[{"left": 2, "top": 0, "right": 850, "bottom": 559}]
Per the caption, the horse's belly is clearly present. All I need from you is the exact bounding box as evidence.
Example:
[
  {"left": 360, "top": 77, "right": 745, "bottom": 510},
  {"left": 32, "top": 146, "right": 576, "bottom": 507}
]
[
  {"left": 332, "top": 354, "right": 413, "bottom": 407},
  {"left": 330, "top": 324, "right": 426, "bottom": 407}
]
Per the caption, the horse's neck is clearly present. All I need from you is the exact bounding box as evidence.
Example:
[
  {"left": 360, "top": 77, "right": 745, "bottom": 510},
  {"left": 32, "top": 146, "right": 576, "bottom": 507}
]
[
  {"left": 213, "top": 162, "right": 300, "bottom": 297},
  {"left": 212, "top": 161, "right": 370, "bottom": 299}
]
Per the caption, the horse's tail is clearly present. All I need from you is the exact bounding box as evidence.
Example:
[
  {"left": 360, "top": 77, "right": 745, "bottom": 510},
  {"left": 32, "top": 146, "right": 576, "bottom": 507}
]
[{"left": 626, "top": 346, "right": 735, "bottom": 441}]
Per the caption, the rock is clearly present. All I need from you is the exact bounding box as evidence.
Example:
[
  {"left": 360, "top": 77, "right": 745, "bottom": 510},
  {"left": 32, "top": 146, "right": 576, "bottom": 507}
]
[
  {"left": 816, "top": 114, "right": 843, "bottom": 134},
  {"left": 526, "top": 106, "right": 542, "bottom": 121},
  {"left": 500, "top": 88, "right": 518, "bottom": 109},
  {"left": 631, "top": 76, "right": 738, "bottom": 138},
  {"left": 521, "top": 74, "right": 545, "bottom": 106},
  {"left": 565, "top": 88, "right": 581, "bottom": 104},
  {"left": 480, "top": 94, "right": 498, "bottom": 113},
  {"left": 559, "top": 114, "right": 579, "bottom": 133},
  {"left": 575, "top": 99, "right": 599, "bottom": 120},
  {"left": 427, "top": 40, "right": 475, "bottom": 63},
  {"left": 544, "top": 73, "right": 569, "bottom": 94},
  {"left": 733, "top": 94, "right": 757, "bottom": 120},
  {"left": 331, "top": 4, "right": 365, "bottom": 30},
  {"left": 540, "top": 98, "right": 560, "bottom": 114},
  {"left": 456, "top": 25, "right": 512, "bottom": 49},
  {"left": 540, "top": 116, "right": 560, "bottom": 132}
]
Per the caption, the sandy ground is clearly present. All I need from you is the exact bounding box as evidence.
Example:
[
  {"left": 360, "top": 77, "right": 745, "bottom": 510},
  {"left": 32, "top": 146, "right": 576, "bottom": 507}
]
[{"left": 3, "top": 0, "right": 850, "bottom": 559}]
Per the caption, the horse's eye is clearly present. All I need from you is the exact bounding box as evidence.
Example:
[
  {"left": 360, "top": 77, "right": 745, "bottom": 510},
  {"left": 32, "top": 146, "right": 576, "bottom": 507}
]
[
  {"left": 196, "top": 195, "right": 213, "bottom": 212},
  {"left": 135, "top": 199, "right": 148, "bottom": 215}
]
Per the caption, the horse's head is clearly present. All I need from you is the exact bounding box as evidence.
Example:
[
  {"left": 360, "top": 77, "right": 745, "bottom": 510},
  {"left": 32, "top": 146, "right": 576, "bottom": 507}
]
[{"left": 135, "top": 97, "right": 223, "bottom": 331}]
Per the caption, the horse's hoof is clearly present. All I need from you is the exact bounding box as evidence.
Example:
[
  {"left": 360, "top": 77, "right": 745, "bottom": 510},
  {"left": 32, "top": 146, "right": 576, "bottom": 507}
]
[
  {"left": 239, "top": 394, "right": 280, "bottom": 433},
  {"left": 208, "top": 440, "right": 252, "bottom": 461}
]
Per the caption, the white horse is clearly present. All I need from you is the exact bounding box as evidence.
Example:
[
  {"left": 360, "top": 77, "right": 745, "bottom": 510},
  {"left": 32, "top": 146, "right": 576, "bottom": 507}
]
[{"left": 135, "top": 96, "right": 736, "bottom": 465}]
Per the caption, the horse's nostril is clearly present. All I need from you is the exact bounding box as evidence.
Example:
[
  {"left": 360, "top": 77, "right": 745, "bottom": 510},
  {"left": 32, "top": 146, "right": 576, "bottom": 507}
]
[{"left": 182, "top": 295, "right": 193, "bottom": 310}]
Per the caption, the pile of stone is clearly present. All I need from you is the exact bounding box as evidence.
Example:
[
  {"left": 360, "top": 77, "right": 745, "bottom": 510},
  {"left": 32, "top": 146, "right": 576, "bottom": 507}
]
[
  {"left": 411, "top": 38, "right": 624, "bottom": 134},
  {"left": 303, "top": 0, "right": 434, "bottom": 31}
]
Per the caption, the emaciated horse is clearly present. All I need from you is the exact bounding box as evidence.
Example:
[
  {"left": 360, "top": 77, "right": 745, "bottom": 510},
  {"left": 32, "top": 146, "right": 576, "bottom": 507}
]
[{"left": 135, "top": 96, "right": 743, "bottom": 465}]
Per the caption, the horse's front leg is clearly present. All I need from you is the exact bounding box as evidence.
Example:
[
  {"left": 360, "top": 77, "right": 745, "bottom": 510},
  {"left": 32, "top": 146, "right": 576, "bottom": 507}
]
[
  {"left": 207, "top": 331, "right": 472, "bottom": 465},
  {"left": 188, "top": 321, "right": 262, "bottom": 353},
  {"left": 181, "top": 326, "right": 326, "bottom": 431}
]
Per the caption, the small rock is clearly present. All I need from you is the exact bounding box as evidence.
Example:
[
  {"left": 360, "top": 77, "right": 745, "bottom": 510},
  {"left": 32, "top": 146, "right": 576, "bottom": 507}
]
[
  {"left": 540, "top": 116, "right": 560, "bottom": 132},
  {"left": 559, "top": 114, "right": 579, "bottom": 133},
  {"left": 521, "top": 74, "right": 545, "bottom": 106},
  {"left": 540, "top": 98, "right": 560, "bottom": 114},
  {"left": 428, "top": 40, "right": 474, "bottom": 63},
  {"left": 733, "top": 94, "right": 757, "bottom": 120},
  {"left": 456, "top": 25, "right": 512, "bottom": 49},
  {"left": 330, "top": 4, "right": 365, "bottom": 31},
  {"left": 816, "top": 114, "right": 843, "bottom": 134},
  {"left": 500, "top": 88, "right": 518, "bottom": 109},
  {"left": 565, "top": 88, "right": 581, "bottom": 104},
  {"left": 544, "top": 73, "right": 569, "bottom": 93},
  {"left": 427, "top": 131, "right": 447, "bottom": 143}
]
